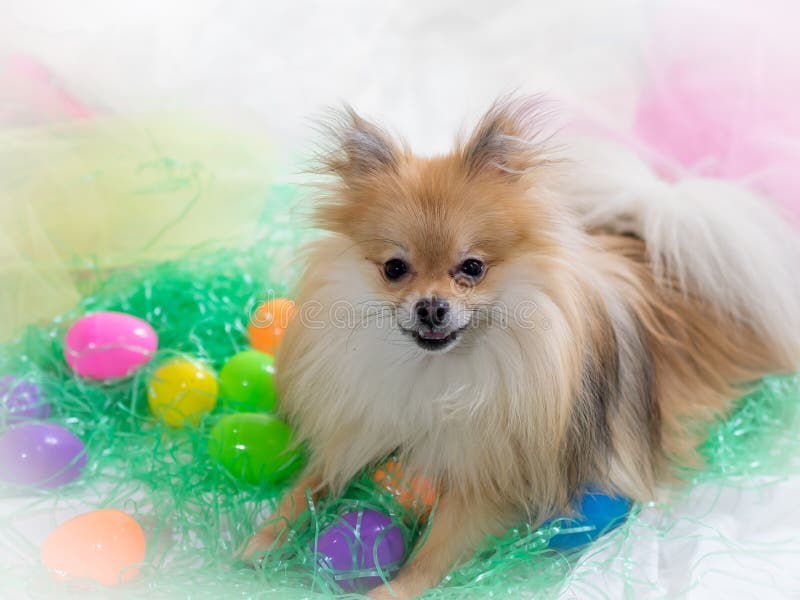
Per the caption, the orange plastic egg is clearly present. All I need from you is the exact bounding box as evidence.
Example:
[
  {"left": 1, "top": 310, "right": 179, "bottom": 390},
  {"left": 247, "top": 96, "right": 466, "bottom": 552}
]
[
  {"left": 41, "top": 509, "right": 146, "bottom": 587},
  {"left": 373, "top": 460, "right": 438, "bottom": 515},
  {"left": 248, "top": 298, "right": 296, "bottom": 355}
]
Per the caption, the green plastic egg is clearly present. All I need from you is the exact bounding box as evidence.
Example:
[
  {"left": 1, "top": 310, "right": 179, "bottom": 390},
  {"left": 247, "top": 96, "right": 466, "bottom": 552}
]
[
  {"left": 218, "top": 350, "right": 277, "bottom": 412},
  {"left": 208, "top": 413, "right": 303, "bottom": 485}
]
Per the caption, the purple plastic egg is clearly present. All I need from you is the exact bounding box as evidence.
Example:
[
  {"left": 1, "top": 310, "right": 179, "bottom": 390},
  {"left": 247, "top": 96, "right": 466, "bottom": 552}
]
[
  {"left": 0, "top": 375, "right": 50, "bottom": 422},
  {"left": 315, "top": 509, "right": 405, "bottom": 592},
  {"left": 64, "top": 312, "right": 158, "bottom": 380},
  {"left": 0, "top": 423, "right": 87, "bottom": 488}
]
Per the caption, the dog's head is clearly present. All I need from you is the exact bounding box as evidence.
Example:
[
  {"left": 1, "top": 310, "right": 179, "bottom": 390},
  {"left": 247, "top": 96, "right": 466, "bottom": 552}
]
[{"left": 310, "top": 99, "right": 560, "bottom": 354}]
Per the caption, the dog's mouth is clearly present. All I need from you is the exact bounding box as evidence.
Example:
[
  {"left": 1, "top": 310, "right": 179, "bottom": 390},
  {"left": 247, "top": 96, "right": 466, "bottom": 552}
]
[{"left": 403, "top": 327, "right": 464, "bottom": 352}]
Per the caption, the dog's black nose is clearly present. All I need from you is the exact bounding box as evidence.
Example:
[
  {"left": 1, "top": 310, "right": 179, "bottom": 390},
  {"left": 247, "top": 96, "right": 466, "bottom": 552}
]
[{"left": 415, "top": 297, "right": 449, "bottom": 327}]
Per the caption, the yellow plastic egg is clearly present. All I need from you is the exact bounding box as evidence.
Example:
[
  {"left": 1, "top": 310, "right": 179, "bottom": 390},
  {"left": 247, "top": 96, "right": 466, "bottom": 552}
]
[{"left": 147, "top": 357, "right": 218, "bottom": 427}]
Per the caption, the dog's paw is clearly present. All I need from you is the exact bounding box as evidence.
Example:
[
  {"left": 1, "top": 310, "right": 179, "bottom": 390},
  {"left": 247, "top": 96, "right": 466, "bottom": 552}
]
[
  {"left": 238, "top": 527, "right": 280, "bottom": 565},
  {"left": 367, "top": 583, "right": 413, "bottom": 600}
]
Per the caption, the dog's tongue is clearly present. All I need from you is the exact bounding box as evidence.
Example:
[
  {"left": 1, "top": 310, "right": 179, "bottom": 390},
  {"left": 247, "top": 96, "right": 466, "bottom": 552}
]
[{"left": 419, "top": 329, "right": 448, "bottom": 340}]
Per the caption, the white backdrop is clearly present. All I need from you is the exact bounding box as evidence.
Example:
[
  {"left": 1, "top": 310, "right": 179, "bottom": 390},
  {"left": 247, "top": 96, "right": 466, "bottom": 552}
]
[{"left": 0, "top": 0, "right": 649, "bottom": 156}]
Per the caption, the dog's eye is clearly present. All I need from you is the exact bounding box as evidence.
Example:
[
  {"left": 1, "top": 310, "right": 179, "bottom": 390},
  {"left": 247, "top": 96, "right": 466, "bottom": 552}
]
[
  {"left": 459, "top": 258, "right": 485, "bottom": 279},
  {"left": 383, "top": 258, "right": 409, "bottom": 281}
]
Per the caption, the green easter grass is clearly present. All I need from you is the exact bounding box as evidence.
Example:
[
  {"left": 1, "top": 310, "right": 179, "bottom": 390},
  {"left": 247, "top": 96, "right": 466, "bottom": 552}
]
[{"left": 1, "top": 184, "right": 798, "bottom": 599}]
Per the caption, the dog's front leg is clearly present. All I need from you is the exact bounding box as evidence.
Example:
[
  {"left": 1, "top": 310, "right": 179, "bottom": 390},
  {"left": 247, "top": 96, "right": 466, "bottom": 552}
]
[
  {"left": 368, "top": 492, "right": 510, "bottom": 600},
  {"left": 241, "top": 474, "right": 323, "bottom": 561}
]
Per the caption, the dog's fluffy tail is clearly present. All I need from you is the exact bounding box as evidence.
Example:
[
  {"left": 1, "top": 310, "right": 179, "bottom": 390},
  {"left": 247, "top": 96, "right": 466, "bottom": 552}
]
[{"left": 556, "top": 138, "right": 800, "bottom": 366}]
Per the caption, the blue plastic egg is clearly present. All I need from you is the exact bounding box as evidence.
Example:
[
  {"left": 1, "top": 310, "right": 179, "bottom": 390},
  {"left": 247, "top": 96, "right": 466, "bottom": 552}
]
[{"left": 544, "top": 487, "right": 631, "bottom": 550}]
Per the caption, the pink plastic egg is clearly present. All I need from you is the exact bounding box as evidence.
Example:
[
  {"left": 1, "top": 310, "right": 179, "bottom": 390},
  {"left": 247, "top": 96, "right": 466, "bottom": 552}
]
[{"left": 64, "top": 312, "right": 158, "bottom": 380}]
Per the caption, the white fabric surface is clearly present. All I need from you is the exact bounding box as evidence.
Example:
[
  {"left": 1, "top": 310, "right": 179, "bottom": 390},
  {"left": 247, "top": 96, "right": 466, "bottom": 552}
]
[{"left": 1, "top": 1, "right": 799, "bottom": 598}]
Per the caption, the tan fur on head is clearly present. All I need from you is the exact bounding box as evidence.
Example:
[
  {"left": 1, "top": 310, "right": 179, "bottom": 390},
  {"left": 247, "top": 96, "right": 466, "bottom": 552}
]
[{"left": 270, "top": 97, "right": 800, "bottom": 596}]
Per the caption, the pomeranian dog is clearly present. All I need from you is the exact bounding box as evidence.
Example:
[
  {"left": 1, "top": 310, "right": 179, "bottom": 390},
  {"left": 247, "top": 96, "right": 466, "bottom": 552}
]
[{"left": 244, "top": 96, "right": 800, "bottom": 598}]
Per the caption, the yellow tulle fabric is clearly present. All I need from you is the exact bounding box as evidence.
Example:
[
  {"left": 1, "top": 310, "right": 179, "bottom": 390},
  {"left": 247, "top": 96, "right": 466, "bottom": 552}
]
[{"left": 0, "top": 114, "right": 275, "bottom": 341}]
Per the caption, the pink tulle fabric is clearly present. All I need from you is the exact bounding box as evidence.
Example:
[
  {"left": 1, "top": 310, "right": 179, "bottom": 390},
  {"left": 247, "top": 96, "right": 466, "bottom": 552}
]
[
  {"left": 634, "top": 0, "right": 800, "bottom": 224},
  {"left": 0, "top": 54, "right": 93, "bottom": 126}
]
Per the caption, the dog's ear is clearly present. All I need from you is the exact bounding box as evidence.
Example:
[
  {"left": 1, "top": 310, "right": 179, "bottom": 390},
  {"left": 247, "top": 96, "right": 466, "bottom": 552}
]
[
  {"left": 317, "top": 106, "right": 399, "bottom": 183},
  {"left": 461, "top": 95, "right": 552, "bottom": 178}
]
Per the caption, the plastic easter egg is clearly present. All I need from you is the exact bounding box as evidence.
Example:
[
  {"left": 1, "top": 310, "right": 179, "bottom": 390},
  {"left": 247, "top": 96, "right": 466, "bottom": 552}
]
[
  {"left": 545, "top": 487, "right": 631, "bottom": 551},
  {"left": 208, "top": 413, "right": 302, "bottom": 485},
  {"left": 219, "top": 350, "right": 277, "bottom": 412},
  {"left": 64, "top": 312, "right": 158, "bottom": 379},
  {"left": 373, "top": 460, "right": 438, "bottom": 515},
  {"left": 0, "top": 375, "right": 50, "bottom": 423},
  {"left": 0, "top": 423, "right": 86, "bottom": 488},
  {"left": 315, "top": 509, "right": 406, "bottom": 592},
  {"left": 248, "top": 298, "right": 296, "bottom": 355},
  {"left": 41, "top": 509, "right": 146, "bottom": 586},
  {"left": 147, "top": 358, "right": 218, "bottom": 428}
]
